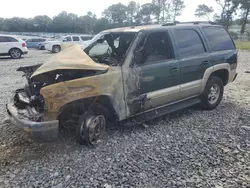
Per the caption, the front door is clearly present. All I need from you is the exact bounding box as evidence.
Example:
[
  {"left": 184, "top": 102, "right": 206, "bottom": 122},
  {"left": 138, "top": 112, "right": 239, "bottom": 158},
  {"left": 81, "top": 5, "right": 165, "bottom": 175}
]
[
  {"left": 171, "top": 28, "right": 212, "bottom": 99},
  {"left": 124, "top": 30, "right": 180, "bottom": 116},
  {"left": 0, "top": 36, "right": 9, "bottom": 54}
]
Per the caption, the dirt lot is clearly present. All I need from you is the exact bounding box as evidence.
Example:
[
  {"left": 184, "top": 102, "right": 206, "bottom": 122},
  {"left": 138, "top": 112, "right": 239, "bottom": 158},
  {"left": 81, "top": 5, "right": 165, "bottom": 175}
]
[{"left": 0, "top": 50, "right": 250, "bottom": 188}]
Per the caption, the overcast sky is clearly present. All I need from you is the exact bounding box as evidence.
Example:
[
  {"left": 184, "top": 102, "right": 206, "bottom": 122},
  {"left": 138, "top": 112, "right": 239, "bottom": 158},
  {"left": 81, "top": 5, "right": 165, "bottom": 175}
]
[{"left": 0, "top": 0, "right": 220, "bottom": 21}]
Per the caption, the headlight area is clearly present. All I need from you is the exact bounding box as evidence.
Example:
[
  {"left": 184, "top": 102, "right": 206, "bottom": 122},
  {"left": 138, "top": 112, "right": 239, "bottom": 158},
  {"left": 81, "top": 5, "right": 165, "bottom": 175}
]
[
  {"left": 14, "top": 89, "right": 46, "bottom": 121},
  {"left": 6, "top": 89, "right": 59, "bottom": 141}
]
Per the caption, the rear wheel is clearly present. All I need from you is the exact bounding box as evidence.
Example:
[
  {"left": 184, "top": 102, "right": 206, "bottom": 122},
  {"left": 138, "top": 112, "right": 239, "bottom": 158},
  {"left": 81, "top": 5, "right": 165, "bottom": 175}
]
[
  {"left": 76, "top": 112, "right": 106, "bottom": 146},
  {"left": 200, "top": 76, "right": 224, "bottom": 110},
  {"left": 52, "top": 45, "right": 61, "bottom": 53},
  {"left": 9, "top": 48, "right": 22, "bottom": 59}
]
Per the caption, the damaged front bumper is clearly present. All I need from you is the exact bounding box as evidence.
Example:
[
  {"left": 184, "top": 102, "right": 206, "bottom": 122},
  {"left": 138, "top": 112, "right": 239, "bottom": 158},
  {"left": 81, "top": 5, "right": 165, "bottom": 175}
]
[{"left": 6, "top": 103, "right": 59, "bottom": 142}]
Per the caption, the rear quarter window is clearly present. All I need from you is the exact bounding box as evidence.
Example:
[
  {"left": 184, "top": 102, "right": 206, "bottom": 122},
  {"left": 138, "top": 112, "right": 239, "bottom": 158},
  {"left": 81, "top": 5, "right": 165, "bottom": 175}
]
[{"left": 203, "top": 26, "right": 235, "bottom": 51}]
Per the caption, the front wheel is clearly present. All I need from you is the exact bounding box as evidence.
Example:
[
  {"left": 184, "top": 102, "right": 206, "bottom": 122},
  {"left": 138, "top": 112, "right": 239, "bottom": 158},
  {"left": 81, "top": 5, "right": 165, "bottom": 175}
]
[
  {"left": 76, "top": 112, "right": 106, "bottom": 146},
  {"left": 9, "top": 48, "right": 22, "bottom": 59},
  {"left": 52, "top": 45, "right": 61, "bottom": 53},
  {"left": 200, "top": 76, "right": 224, "bottom": 110}
]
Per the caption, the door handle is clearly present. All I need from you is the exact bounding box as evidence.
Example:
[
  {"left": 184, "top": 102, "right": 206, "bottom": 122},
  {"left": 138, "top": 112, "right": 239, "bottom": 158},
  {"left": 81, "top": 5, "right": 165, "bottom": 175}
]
[
  {"left": 171, "top": 67, "right": 178, "bottom": 72},
  {"left": 203, "top": 60, "right": 209, "bottom": 65}
]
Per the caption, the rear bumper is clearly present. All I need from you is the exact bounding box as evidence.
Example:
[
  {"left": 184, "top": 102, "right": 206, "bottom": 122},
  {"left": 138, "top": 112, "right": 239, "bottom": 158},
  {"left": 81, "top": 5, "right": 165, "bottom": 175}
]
[
  {"left": 23, "top": 51, "right": 28, "bottom": 55},
  {"left": 6, "top": 103, "right": 59, "bottom": 142}
]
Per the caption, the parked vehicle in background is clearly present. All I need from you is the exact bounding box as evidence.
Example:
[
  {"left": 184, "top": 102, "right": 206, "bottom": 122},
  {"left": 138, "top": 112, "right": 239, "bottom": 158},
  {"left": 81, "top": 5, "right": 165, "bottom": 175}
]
[
  {"left": 44, "top": 35, "right": 93, "bottom": 53},
  {"left": 0, "top": 35, "right": 28, "bottom": 59},
  {"left": 25, "top": 38, "right": 46, "bottom": 48},
  {"left": 37, "top": 38, "right": 57, "bottom": 50}
]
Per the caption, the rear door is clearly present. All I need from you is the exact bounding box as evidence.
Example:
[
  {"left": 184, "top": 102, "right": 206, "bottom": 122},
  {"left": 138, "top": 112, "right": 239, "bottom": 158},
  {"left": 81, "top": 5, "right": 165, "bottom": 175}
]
[{"left": 171, "top": 27, "right": 212, "bottom": 99}]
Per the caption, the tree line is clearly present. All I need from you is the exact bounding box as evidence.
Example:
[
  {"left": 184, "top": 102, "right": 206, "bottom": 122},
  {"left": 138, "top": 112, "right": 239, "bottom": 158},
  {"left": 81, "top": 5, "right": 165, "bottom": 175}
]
[
  {"left": 1, "top": 0, "right": 249, "bottom": 35},
  {"left": 195, "top": 0, "right": 250, "bottom": 35},
  {"left": 0, "top": 0, "right": 185, "bottom": 34}
]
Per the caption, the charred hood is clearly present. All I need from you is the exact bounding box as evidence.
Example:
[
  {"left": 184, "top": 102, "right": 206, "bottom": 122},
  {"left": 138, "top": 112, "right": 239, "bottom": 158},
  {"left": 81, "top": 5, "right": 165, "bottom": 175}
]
[{"left": 31, "top": 44, "right": 109, "bottom": 78}]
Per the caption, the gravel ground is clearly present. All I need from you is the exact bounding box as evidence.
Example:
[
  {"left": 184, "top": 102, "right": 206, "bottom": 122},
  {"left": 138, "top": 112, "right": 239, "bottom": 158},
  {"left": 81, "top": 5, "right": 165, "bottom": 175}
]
[{"left": 0, "top": 50, "right": 250, "bottom": 188}]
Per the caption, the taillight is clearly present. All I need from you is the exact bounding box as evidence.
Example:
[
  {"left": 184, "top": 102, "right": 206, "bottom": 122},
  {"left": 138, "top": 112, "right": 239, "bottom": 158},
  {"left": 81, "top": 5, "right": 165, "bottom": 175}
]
[{"left": 22, "top": 43, "right": 26, "bottom": 47}]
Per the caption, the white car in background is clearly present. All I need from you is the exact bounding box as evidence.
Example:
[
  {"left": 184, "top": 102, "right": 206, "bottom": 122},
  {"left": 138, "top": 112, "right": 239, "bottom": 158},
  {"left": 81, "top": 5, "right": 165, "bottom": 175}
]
[
  {"left": 0, "top": 35, "right": 28, "bottom": 59},
  {"left": 44, "top": 35, "right": 93, "bottom": 53}
]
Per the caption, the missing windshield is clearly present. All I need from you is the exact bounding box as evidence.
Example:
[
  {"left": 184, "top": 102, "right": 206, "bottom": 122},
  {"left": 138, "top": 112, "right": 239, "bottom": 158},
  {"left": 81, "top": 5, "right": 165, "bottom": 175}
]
[{"left": 84, "top": 32, "right": 136, "bottom": 66}]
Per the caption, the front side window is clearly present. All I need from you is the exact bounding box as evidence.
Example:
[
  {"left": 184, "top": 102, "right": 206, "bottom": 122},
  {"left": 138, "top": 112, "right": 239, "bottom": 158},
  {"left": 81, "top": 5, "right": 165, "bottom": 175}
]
[
  {"left": 64, "top": 36, "right": 72, "bottom": 42},
  {"left": 175, "top": 29, "right": 206, "bottom": 58},
  {"left": 0, "top": 37, "right": 9, "bottom": 42},
  {"left": 73, "top": 36, "right": 80, "bottom": 41},
  {"left": 134, "top": 31, "right": 174, "bottom": 65},
  {"left": 203, "top": 26, "right": 235, "bottom": 51},
  {"left": 7, "top": 37, "right": 18, "bottom": 42}
]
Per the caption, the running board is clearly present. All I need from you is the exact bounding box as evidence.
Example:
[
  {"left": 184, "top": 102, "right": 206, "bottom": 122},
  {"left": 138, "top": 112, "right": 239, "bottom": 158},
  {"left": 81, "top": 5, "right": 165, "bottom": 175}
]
[{"left": 133, "top": 97, "right": 201, "bottom": 122}]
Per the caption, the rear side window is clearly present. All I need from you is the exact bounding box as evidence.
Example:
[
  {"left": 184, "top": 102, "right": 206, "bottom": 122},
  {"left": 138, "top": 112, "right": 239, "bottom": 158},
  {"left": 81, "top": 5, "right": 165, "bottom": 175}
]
[
  {"left": 175, "top": 29, "right": 206, "bottom": 57},
  {"left": 0, "top": 36, "right": 18, "bottom": 42},
  {"left": 81, "top": 36, "right": 93, "bottom": 41},
  {"left": 0, "top": 37, "right": 8, "bottom": 42},
  {"left": 203, "top": 26, "right": 235, "bottom": 51},
  {"left": 7, "top": 37, "right": 18, "bottom": 42},
  {"left": 73, "top": 36, "right": 80, "bottom": 41}
]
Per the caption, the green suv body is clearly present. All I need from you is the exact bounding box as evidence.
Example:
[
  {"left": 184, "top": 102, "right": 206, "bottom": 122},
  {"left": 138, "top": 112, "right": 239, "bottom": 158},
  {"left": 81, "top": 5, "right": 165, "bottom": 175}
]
[{"left": 6, "top": 22, "right": 237, "bottom": 145}]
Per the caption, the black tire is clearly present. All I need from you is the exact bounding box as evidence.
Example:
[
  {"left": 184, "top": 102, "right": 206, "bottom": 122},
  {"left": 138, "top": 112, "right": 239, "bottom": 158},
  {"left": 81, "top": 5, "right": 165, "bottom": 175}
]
[
  {"left": 76, "top": 112, "right": 106, "bottom": 146},
  {"left": 40, "top": 46, "right": 45, "bottom": 50},
  {"left": 52, "top": 45, "right": 61, "bottom": 53},
  {"left": 200, "top": 76, "right": 224, "bottom": 110},
  {"left": 9, "top": 48, "right": 22, "bottom": 59}
]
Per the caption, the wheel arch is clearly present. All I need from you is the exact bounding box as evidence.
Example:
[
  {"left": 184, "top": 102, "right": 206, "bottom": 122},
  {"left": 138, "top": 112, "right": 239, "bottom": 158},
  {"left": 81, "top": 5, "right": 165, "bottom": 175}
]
[
  {"left": 201, "top": 63, "right": 230, "bottom": 93},
  {"left": 8, "top": 47, "right": 23, "bottom": 54},
  {"left": 57, "top": 95, "right": 118, "bottom": 123}
]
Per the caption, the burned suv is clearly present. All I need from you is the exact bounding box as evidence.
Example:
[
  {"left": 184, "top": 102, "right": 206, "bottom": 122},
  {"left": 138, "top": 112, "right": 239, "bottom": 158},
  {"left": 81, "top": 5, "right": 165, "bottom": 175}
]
[{"left": 6, "top": 22, "right": 238, "bottom": 145}]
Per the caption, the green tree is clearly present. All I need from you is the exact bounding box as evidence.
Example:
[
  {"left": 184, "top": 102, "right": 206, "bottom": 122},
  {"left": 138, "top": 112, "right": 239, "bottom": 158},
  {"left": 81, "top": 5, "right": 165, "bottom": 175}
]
[
  {"left": 152, "top": 0, "right": 166, "bottom": 23},
  {"left": 103, "top": 3, "right": 128, "bottom": 24},
  {"left": 33, "top": 15, "right": 52, "bottom": 32},
  {"left": 215, "top": 0, "right": 239, "bottom": 29},
  {"left": 138, "top": 3, "right": 155, "bottom": 24},
  {"left": 93, "top": 18, "right": 109, "bottom": 33},
  {"left": 127, "top": 1, "right": 140, "bottom": 24},
  {"left": 238, "top": 0, "right": 250, "bottom": 34},
  {"left": 195, "top": 4, "right": 214, "bottom": 21},
  {"left": 171, "top": 0, "right": 185, "bottom": 21}
]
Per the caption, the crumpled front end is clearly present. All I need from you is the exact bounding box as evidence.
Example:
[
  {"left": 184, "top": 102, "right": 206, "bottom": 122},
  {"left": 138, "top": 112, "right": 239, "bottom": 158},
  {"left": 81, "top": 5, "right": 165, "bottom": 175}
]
[{"left": 6, "top": 88, "right": 59, "bottom": 141}]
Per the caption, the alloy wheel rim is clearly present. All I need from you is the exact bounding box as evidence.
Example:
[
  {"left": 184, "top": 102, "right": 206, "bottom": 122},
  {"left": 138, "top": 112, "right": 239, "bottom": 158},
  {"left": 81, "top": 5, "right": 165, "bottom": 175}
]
[
  {"left": 208, "top": 84, "right": 220, "bottom": 105},
  {"left": 11, "top": 49, "right": 21, "bottom": 58}
]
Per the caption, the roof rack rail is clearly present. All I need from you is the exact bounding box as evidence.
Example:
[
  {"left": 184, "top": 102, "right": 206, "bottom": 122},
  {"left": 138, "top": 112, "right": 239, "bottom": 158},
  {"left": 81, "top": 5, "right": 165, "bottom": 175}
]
[{"left": 162, "top": 21, "right": 217, "bottom": 26}]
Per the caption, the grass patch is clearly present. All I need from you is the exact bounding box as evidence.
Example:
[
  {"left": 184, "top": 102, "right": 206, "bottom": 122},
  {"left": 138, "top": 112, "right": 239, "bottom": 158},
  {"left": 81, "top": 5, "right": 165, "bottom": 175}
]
[{"left": 235, "top": 41, "right": 250, "bottom": 50}]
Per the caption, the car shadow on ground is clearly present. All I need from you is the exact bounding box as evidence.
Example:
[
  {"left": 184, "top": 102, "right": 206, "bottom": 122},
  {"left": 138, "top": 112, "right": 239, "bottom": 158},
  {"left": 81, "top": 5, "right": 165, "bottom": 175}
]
[{"left": 0, "top": 57, "right": 13, "bottom": 60}]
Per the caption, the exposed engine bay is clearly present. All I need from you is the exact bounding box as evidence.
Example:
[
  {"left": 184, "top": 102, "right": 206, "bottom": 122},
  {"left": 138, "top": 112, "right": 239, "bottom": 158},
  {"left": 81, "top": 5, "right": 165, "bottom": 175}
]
[{"left": 14, "top": 64, "right": 106, "bottom": 122}]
